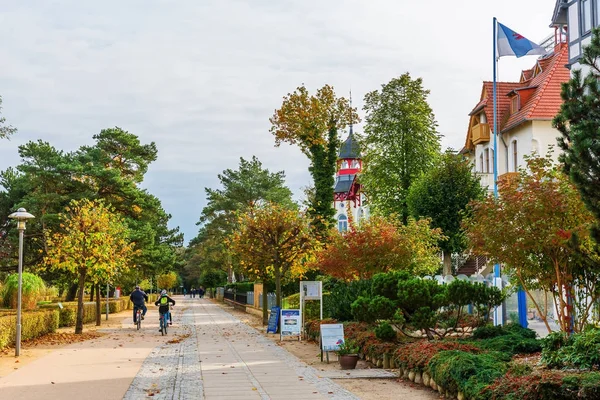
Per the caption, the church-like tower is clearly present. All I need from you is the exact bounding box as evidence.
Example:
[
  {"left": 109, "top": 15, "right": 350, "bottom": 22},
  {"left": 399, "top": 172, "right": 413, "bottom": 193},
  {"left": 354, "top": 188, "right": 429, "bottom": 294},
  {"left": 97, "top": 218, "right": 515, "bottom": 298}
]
[{"left": 333, "top": 124, "right": 367, "bottom": 232}]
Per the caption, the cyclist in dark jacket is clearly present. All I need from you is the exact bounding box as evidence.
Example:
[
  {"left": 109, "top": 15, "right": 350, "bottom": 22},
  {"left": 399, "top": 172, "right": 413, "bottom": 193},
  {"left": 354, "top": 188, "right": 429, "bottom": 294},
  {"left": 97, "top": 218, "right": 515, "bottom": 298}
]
[
  {"left": 130, "top": 286, "right": 148, "bottom": 323},
  {"left": 155, "top": 289, "right": 176, "bottom": 329}
]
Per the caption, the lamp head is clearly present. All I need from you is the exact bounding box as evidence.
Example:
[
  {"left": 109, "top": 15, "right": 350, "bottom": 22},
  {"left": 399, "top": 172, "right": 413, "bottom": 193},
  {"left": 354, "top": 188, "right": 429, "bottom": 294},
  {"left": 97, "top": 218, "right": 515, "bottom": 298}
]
[{"left": 8, "top": 208, "right": 35, "bottom": 230}]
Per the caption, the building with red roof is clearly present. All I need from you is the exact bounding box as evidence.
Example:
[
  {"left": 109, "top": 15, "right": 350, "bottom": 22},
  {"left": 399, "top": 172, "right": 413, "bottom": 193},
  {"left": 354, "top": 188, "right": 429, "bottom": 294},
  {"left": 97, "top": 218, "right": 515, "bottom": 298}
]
[{"left": 461, "top": 41, "right": 569, "bottom": 193}]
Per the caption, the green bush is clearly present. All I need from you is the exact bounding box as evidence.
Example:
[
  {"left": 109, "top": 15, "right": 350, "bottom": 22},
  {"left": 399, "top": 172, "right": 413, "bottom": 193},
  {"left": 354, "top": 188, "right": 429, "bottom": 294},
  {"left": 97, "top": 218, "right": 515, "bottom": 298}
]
[
  {"left": 541, "top": 327, "right": 600, "bottom": 370},
  {"left": 429, "top": 350, "right": 507, "bottom": 399},
  {"left": 225, "top": 282, "right": 254, "bottom": 292},
  {"left": 325, "top": 279, "right": 372, "bottom": 321},
  {"left": 0, "top": 309, "right": 59, "bottom": 350},
  {"left": 2, "top": 273, "right": 46, "bottom": 310},
  {"left": 40, "top": 302, "right": 97, "bottom": 327},
  {"left": 374, "top": 322, "right": 396, "bottom": 341}
]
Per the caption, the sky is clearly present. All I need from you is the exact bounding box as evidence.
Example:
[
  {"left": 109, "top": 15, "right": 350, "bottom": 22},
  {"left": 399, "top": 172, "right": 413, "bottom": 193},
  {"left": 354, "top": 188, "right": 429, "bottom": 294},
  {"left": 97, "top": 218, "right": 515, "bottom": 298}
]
[{"left": 0, "top": 0, "right": 560, "bottom": 244}]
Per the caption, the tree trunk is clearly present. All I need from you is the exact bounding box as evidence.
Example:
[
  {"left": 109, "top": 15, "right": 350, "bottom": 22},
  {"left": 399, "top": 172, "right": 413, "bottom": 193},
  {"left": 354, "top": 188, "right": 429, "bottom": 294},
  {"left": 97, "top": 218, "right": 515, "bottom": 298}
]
[
  {"left": 66, "top": 282, "right": 78, "bottom": 302},
  {"left": 275, "top": 270, "right": 282, "bottom": 308},
  {"left": 75, "top": 269, "right": 87, "bottom": 334},
  {"left": 443, "top": 251, "right": 452, "bottom": 276},
  {"left": 95, "top": 284, "right": 101, "bottom": 326},
  {"left": 90, "top": 283, "right": 95, "bottom": 302},
  {"left": 262, "top": 289, "right": 269, "bottom": 325}
]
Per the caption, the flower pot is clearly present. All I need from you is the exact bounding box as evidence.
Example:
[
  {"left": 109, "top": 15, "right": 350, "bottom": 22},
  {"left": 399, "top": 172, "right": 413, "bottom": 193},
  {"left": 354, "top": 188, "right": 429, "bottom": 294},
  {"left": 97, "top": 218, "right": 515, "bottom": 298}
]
[{"left": 339, "top": 354, "right": 359, "bottom": 370}]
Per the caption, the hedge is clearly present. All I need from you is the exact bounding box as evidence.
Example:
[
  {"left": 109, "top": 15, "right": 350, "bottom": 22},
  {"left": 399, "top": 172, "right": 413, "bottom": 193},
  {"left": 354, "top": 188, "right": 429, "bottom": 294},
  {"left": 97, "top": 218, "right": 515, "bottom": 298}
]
[{"left": 0, "top": 309, "right": 59, "bottom": 349}]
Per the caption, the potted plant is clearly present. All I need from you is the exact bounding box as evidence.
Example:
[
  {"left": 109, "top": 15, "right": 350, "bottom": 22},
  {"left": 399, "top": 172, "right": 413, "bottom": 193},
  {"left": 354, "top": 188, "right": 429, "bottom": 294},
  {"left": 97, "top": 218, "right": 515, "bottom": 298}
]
[{"left": 337, "top": 339, "right": 360, "bottom": 370}]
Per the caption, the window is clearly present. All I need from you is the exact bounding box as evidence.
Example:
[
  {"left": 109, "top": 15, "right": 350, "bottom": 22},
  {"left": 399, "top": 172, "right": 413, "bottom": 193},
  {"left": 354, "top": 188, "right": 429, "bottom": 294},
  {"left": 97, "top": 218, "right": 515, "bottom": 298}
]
[
  {"left": 338, "top": 215, "right": 348, "bottom": 232},
  {"left": 490, "top": 149, "right": 495, "bottom": 173},
  {"left": 341, "top": 160, "right": 348, "bottom": 169},
  {"left": 512, "top": 140, "right": 518, "bottom": 172},
  {"left": 479, "top": 154, "right": 484, "bottom": 172},
  {"left": 484, "top": 149, "right": 490, "bottom": 173},
  {"left": 582, "top": 0, "right": 592, "bottom": 34},
  {"left": 596, "top": 0, "right": 600, "bottom": 28},
  {"left": 511, "top": 96, "right": 519, "bottom": 114}
]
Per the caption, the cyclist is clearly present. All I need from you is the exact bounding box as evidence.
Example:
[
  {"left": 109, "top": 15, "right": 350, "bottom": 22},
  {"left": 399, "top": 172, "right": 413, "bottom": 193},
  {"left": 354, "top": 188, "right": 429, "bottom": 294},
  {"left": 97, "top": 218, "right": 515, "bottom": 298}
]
[
  {"left": 155, "top": 289, "right": 176, "bottom": 330},
  {"left": 129, "top": 285, "right": 148, "bottom": 324}
]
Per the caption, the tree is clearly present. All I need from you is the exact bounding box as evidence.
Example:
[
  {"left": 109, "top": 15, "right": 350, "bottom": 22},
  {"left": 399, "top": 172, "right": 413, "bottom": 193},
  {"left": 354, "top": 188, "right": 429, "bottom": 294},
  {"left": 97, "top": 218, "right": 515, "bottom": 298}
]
[
  {"left": 464, "top": 154, "right": 600, "bottom": 333},
  {"left": 0, "top": 95, "right": 16, "bottom": 139},
  {"left": 44, "top": 199, "right": 135, "bottom": 334},
  {"left": 554, "top": 28, "right": 600, "bottom": 242},
  {"left": 407, "top": 150, "right": 485, "bottom": 275},
  {"left": 270, "top": 85, "right": 357, "bottom": 233},
  {"left": 188, "top": 156, "right": 295, "bottom": 283},
  {"left": 313, "top": 215, "right": 444, "bottom": 281},
  {"left": 229, "top": 203, "right": 315, "bottom": 324},
  {"left": 361, "top": 73, "right": 441, "bottom": 222},
  {"left": 157, "top": 271, "right": 178, "bottom": 291}
]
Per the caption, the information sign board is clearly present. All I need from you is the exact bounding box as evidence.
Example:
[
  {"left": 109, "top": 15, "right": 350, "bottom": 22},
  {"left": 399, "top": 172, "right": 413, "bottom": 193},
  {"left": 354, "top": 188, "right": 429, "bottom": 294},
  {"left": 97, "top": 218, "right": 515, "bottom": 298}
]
[
  {"left": 266, "top": 306, "right": 281, "bottom": 334},
  {"left": 320, "top": 323, "right": 345, "bottom": 351},
  {"left": 280, "top": 309, "right": 301, "bottom": 338},
  {"left": 301, "top": 281, "right": 321, "bottom": 300}
]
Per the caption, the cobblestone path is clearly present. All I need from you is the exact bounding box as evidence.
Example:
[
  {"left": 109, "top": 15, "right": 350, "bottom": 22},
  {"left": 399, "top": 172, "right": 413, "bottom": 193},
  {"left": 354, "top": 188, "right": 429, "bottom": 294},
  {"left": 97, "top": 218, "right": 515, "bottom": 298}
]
[{"left": 124, "top": 298, "right": 359, "bottom": 400}]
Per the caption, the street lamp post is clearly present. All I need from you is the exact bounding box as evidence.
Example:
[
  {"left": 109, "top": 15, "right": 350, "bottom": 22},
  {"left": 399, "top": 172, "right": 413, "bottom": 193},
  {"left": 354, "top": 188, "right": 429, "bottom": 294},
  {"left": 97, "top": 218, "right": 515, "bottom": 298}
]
[{"left": 8, "top": 208, "right": 35, "bottom": 357}]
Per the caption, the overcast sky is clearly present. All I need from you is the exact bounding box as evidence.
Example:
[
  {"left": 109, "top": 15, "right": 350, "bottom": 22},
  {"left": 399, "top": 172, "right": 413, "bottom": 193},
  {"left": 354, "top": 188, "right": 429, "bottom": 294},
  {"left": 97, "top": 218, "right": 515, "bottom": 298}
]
[{"left": 0, "top": 0, "right": 560, "bottom": 243}]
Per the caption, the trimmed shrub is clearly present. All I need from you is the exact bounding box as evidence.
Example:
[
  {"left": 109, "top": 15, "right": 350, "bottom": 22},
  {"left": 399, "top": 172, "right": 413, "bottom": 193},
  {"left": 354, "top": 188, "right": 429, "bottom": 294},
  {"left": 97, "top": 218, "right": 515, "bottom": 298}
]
[
  {"left": 374, "top": 322, "right": 397, "bottom": 341},
  {"left": 395, "top": 340, "right": 480, "bottom": 372},
  {"left": 428, "top": 350, "right": 507, "bottom": 399},
  {"left": 325, "top": 279, "right": 372, "bottom": 321},
  {"left": 0, "top": 309, "right": 59, "bottom": 349},
  {"left": 40, "top": 302, "right": 97, "bottom": 327},
  {"left": 2, "top": 273, "right": 46, "bottom": 310},
  {"left": 484, "top": 371, "right": 578, "bottom": 400}
]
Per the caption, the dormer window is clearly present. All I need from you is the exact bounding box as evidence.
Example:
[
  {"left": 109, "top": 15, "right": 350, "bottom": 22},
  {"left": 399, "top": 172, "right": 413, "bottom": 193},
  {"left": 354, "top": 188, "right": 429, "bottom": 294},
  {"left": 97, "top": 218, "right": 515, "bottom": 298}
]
[
  {"left": 480, "top": 113, "right": 486, "bottom": 123},
  {"left": 511, "top": 96, "right": 519, "bottom": 113}
]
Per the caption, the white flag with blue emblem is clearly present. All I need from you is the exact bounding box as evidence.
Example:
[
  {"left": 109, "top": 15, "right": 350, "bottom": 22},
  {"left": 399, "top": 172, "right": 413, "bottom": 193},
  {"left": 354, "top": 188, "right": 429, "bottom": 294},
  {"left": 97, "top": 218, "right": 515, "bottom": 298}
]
[{"left": 496, "top": 22, "right": 548, "bottom": 58}]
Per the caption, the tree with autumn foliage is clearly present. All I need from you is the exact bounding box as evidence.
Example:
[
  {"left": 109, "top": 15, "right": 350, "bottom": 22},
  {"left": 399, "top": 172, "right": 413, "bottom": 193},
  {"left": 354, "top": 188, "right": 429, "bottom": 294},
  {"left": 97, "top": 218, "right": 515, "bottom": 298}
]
[
  {"left": 157, "top": 271, "right": 178, "bottom": 292},
  {"left": 270, "top": 85, "right": 358, "bottom": 234},
  {"left": 229, "top": 203, "right": 315, "bottom": 324},
  {"left": 313, "top": 215, "right": 443, "bottom": 281},
  {"left": 464, "top": 154, "right": 600, "bottom": 333},
  {"left": 44, "top": 199, "right": 136, "bottom": 334}
]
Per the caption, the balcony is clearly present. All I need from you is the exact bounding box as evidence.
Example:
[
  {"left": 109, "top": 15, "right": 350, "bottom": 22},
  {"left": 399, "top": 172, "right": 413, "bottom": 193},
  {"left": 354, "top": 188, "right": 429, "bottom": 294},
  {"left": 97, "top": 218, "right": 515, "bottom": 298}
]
[
  {"left": 475, "top": 173, "right": 495, "bottom": 191},
  {"left": 498, "top": 172, "right": 519, "bottom": 186},
  {"left": 471, "top": 123, "right": 490, "bottom": 145}
]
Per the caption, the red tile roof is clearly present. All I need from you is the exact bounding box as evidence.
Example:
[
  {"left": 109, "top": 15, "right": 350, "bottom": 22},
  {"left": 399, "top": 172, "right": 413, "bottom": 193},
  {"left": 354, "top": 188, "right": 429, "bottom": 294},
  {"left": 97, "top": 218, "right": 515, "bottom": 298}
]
[
  {"left": 502, "top": 43, "right": 569, "bottom": 132},
  {"left": 463, "top": 43, "right": 569, "bottom": 151}
]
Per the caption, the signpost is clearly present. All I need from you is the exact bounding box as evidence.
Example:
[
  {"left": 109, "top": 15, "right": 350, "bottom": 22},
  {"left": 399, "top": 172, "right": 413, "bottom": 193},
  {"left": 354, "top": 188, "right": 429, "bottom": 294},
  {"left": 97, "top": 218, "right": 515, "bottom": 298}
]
[
  {"left": 300, "top": 281, "right": 322, "bottom": 339},
  {"left": 266, "top": 306, "right": 281, "bottom": 334},
  {"left": 320, "top": 323, "right": 345, "bottom": 363},
  {"left": 280, "top": 309, "right": 301, "bottom": 340}
]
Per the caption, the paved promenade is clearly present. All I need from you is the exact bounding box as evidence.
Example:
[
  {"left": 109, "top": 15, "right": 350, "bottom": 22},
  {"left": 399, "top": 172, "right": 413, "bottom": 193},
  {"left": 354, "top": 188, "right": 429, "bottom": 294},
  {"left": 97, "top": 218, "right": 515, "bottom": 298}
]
[{"left": 125, "top": 297, "right": 359, "bottom": 399}]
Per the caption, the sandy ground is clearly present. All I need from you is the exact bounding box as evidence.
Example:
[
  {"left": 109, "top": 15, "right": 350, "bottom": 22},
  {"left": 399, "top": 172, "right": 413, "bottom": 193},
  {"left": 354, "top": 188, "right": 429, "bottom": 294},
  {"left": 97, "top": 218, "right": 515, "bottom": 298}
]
[
  {"left": 216, "top": 301, "right": 440, "bottom": 400},
  {"left": 0, "top": 304, "right": 190, "bottom": 400}
]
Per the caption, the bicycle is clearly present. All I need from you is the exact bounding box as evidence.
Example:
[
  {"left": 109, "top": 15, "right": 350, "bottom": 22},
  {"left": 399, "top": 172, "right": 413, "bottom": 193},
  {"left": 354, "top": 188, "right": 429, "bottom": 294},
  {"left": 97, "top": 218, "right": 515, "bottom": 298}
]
[
  {"left": 159, "top": 311, "right": 169, "bottom": 335},
  {"left": 135, "top": 307, "right": 142, "bottom": 330}
]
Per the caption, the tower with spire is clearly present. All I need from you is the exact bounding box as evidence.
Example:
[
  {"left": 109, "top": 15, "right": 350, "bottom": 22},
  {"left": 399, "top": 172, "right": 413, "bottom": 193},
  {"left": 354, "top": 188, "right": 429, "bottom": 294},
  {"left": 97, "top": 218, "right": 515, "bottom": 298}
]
[{"left": 333, "top": 92, "right": 367, "bottom": 232}]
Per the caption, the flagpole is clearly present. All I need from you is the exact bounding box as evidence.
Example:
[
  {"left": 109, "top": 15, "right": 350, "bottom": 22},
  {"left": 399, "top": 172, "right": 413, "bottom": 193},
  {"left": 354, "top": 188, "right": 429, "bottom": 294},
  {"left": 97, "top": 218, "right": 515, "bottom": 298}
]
[{"left": 492, "top": 17, "right": 504, "bottom": 327}]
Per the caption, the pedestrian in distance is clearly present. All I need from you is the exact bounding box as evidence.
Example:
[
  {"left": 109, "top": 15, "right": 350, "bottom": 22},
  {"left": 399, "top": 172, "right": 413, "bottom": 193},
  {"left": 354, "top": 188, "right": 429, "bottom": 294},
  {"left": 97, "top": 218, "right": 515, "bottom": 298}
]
[{"left": 129, "top": 285, "right": 148, "bottom": 323}]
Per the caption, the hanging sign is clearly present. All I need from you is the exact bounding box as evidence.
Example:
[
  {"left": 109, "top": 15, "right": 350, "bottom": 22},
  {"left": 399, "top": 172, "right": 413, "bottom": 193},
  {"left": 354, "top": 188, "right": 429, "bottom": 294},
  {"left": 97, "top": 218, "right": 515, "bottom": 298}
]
[{"left": 280, "top": 309, "right": 301, "bottom": 338}]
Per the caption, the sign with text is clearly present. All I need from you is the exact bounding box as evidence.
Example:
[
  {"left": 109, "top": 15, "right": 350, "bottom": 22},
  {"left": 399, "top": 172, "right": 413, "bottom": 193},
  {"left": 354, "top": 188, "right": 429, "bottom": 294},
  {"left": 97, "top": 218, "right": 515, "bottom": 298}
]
[
  {"left": 266, "top": 306, "right": 281, "bottom": 334},
  {"left": 280, "top": 309, "right": 301, "bottom": 337},
  {"left": 320, "top": 323, "right": 345, "bottom": 351},
  {"left": 301, "top": 281, "right": 321, "bottom": 300}
]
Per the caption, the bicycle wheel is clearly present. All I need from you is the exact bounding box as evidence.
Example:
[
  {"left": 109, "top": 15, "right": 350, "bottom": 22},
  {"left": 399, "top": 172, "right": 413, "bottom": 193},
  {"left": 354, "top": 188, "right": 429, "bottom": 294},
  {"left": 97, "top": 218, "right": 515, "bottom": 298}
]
[
  {"left": 161, "top": 315, "right": 165, "bottom": 336},
  {"left": 137, "top": 311, "right": 141, "bottom": 330}
]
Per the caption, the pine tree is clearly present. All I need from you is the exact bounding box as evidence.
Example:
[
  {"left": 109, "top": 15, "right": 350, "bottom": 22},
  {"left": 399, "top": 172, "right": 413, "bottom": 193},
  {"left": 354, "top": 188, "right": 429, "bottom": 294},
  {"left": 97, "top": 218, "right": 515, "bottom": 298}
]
[{"left": 554, "top": 28, "right": 600, "bottom": 240}]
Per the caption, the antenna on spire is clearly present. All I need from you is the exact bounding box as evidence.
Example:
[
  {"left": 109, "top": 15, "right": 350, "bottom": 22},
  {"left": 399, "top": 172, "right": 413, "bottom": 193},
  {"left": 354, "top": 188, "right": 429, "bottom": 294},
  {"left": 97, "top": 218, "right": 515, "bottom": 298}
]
[{"left": 349, "top": 88, "right": 354, "bottom": 135}]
